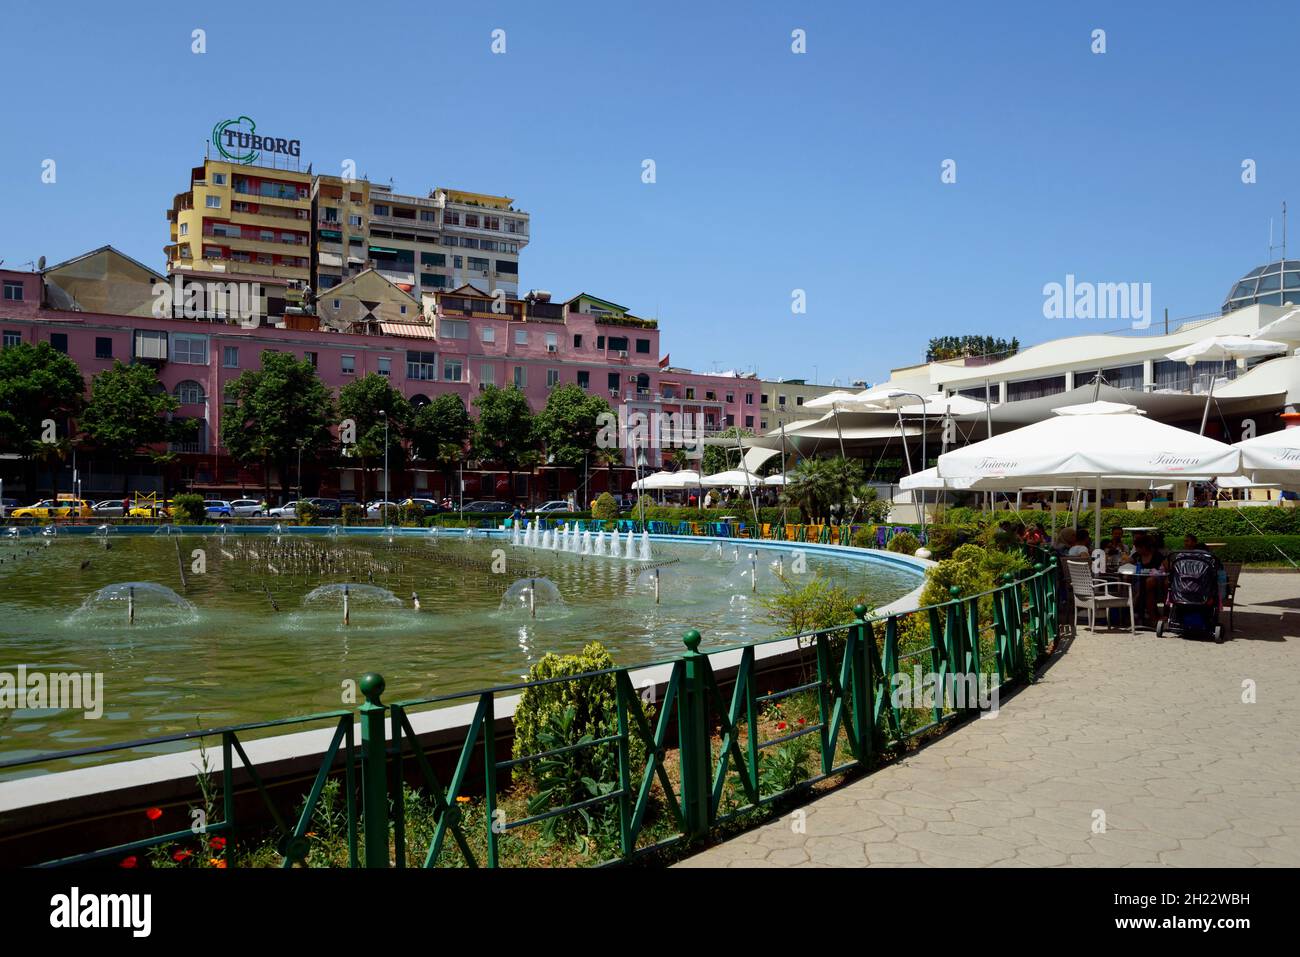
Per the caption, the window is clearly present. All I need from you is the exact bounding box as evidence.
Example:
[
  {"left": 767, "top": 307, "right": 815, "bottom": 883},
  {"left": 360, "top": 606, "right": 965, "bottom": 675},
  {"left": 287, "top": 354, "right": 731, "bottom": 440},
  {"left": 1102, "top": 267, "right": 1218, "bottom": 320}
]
[
  {"left": 596, "top": 336, "right": 605, "bottom": 350},
  {"left": 420, "top": 210, "right": 436, "bottom": 222},
  {"left": 171, "top": 333, "right": 209, "bottom": 365},
  {"left": 179, "top": 223, "right": 189, "bottom": 236},
  {"left": 608, "top": 336, "right": 629, "bottom": 352},
  {"left": 348, "top": 214, "right": 362, "bottom": 227},
  {"left": 513, "top": 366, "right": 527, "bottom": 388},
  {"left": 761, "top": 393, "right": 769, "bottom": 405},
  {"left": 745, "top": 393, "right": 753, "bottom": 405},
  {"left": 545, "top": 333, "right": 558, "bottom": 352},
  {"left": 3, "top": 329, "right": 21, "bottom": 347},
  {"left": 468, "top": 256, "right": 489, "bottom": 272},
  {"left": 212, "top": 173, "right": 227, "bottom": 186},
  {"left": 95, "top": 337, "right": 113, "bottom": 359},
  {"left": 206, "top": 195, "right": 221, "bottom": 209},
  {"left": 636, "top": 338, "right": 651, "bottom": 354},
  {"left": 174, "top": 381, "right": 206, "bottom": 405},
  {"left": 133, "top": 329, "right": 167, "bottom": 360},
  {"left": 577, "top": 370, "right": 590, "bottom": 389},
  {"left": 399, "top": 305, "right": 407, "bottom": 316},
  {"left": 304, "top": 351, "right": 317, "bottom": 368},
  {"left": 706, "top": 391, "right": 716, "bottom": 401},
  {"left": 50, "top": 333, "right": 67, "bottom": 353},
  {"left": 443, "top": 358, "right": 463, "bottom": 381},
  {"left": 407, "top": 350, "right": 438, "bottom": 381},
  {"left": 573, "top": 334, "right": 583, "bottom": 348},
  {"left": 332, "top": 299, "right": 341, "bottom": 309},
  {"left": 547, "top": 369, "right": 560, "bottom": 388},
  {"left": 480, "top": 363, "right": 495, "bottom": 386},
  {"left": 377, "top": 356, "right": 391, "bottom": 377},
  {"left": 514, "top": 329, "right": 527, "bottom": 345},
  {"left": 608, "top": 372, "right": 620, "bottom": 393},
  {"left": 440, "top": 318, "right": 468, "bottom": 339},
  {"left": 223, "top": 345, "right": 239, "bottom": 368},
  {"left": 341, "top": 355, "right": 355, "bottom": 375},
  {"left": 496, "top": 260, "right": 518, "bottom": 274},
  {"left": 745, "top": 416, "right": 754, "bottom": 428},
  {"left": 795, "top": 396, "right": 804, "bottom": 406},
  {"left": 1006, "top": 375, "right": 1066, "bottom": 402},
  {"left": 685, "top": 387, "right": 695, "bottom": 400},
  {"left": 778, "top": 395, "right": 786, "bottom": 407},
  {"left": 761, "top": 420, "right": 768, "bottom": 430},
  {"left": 480, "top": 326, "right": 495, "bottom": 343},
  {"left": 420, "top": 252, "right": 446, "bottom": 267},
  {"left": 725, "top": 392, "right": 735, "bottom": 404},
  {"left": 373, "top": 204, "right": 390, "bottom": 217}
]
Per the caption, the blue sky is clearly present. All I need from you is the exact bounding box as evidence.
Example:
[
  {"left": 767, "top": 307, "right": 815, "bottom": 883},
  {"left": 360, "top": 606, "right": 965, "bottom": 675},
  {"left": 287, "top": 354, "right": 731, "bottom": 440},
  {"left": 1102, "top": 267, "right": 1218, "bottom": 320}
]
[{"left": 2, "top": 1, "right": 1298, "bottom": 386}]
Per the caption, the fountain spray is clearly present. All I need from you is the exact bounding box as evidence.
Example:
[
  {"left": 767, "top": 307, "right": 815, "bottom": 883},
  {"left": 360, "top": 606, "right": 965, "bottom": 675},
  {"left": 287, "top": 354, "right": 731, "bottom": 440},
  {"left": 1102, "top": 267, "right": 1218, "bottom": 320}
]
[
  {"left": 127, "top": 585, "right": 135, "bottom": 625},
  {"left": 343, "top": 584, "right": 351, "bottom": 626}
]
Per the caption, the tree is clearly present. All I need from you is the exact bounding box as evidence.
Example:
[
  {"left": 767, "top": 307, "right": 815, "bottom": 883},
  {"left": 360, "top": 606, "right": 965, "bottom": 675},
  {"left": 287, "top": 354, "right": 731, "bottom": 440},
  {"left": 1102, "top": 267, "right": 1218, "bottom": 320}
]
[
  {"left": 700, "top": 426, "right": 753, "bottom": 476},
  {"left": 80, "top": 361, "right": 193, "bottom": 496},
  {"left": 472, "top": 386, "right": 537, "bottom": 501},
  {"left": 926, "top": 335, "right": 1019, "bottom": 363},
  {"left": 337, "top": 373, "right": 410, "bottom": 504},
  {"left": 222, "top": 351, "right": 337, "bottom": 501},
  {"left": 0, "top": 342, "right": 85, "bottom": 498},
  {"left": 409, "top": 393, "right": 472, "bottom": 498},
  {"left": 779, "top": 456, "right": 882, "bottom": 524},
  {"left": 533, "top": 383, "right": 612, "bottom": 468}
]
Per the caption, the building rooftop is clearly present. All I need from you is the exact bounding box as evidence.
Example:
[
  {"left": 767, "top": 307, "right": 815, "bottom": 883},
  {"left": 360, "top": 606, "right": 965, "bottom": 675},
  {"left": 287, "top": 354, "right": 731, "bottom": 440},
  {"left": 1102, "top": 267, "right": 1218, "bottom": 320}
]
[{"left": 1222, "top": 259, "right": 1300, "bottom": 313}]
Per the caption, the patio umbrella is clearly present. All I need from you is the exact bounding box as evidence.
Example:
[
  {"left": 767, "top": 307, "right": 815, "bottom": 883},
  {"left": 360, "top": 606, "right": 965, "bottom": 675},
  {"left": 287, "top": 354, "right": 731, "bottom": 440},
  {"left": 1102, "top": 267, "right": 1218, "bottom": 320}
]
[
  {"left": 1234, "top": 426, "right": 1300, "bottom": 489},
  {"left": 936, "top": 400, "right": 1240, "bottom": 548},
  {"left": 1164, "top": 335, "right": 1288, "bottom": 434},
  {"left": 700, "top": 469, "right": 765, "bottom": 487}
]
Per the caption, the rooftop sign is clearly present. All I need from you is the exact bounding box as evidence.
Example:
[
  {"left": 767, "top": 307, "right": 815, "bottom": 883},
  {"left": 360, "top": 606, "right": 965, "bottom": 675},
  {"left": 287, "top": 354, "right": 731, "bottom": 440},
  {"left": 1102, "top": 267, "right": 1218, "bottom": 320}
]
[{"left": 212, "top": 116, "right": 301, "bottom": 165}]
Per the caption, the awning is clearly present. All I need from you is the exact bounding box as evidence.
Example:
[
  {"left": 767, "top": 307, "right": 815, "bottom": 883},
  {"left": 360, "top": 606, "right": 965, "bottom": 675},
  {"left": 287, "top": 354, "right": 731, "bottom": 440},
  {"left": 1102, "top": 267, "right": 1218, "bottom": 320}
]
[
  {"left": 378, "top": 321, "right": 436, "bottom": 339},
  {"left": 318, "top": 252, "right": 343, "bottom": 267}
]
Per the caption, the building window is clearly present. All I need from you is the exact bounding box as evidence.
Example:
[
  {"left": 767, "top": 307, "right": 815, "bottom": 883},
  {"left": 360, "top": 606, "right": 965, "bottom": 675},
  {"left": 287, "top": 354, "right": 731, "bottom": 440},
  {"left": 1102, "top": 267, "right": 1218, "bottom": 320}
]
[
  {"left": 174, "top": 380, "right": 206, "bottom": 405},
  {"left": 573, "top": 334, "right": 583, "bottom": 348},
  {"left": 480, "top": 363, "right": 495, "bottom": 386},
  {"left": 745, "top": 393, "right": 753, "bottom": 405},
  {"left": 608, "top": 372, "right": 620, "bottom": 394},
  {"left": 761, "top": 393, "right": 769, "bottom": 405},
  {"left": 377, "top": 356, "right": 391, "bottom": 377},
  {"left": 133, "top": 329, "right": 168, "bottom": 360},
  {"left": 212, "top": 173, "right": 226, "bottom": 186},
  {"left": 513, "top": 366, "right": 527, "bottom": 388},
  {"left": 223, "top": 345, "right": 239, "bottom": 368},
  {"left": 3, "top": 281, "right": 24, "bottom": 302},
  {"left": 796, "top": 396, "right": 804, "bottom": 406},
  {"left": 514, "top": 329, "right": 527, "bottom": 345},
  {"left": 179, "top": 223, "right": 189, "bottom": 236},
  {"left": 50, "top": 333, "right": 67, "bottom": 354},
  {"left": 636, "top": 338, "right": 651, "bottom": 354},
  {"left": 778, "top": 395, "right": 787, "bottom": 407},
  {"left": 443, "top": 358, "right": 463, "bottom": 382},
  {"left": 468, "top": 256, "right": 489, "bottom": 272},
  {"left": 440, "top": 318, "right": 468, "bottom": 339},
  {"left": 95, "top": 337, "right": 113, "bottom": 359},
  {"left": 3, "top": 330, "right": 20, "bottom": 348},
  {"left": 745, "top": 416, "right": 754, "bottom": 428},
  {"left": 171, "top": 333, "right": 209, "bottom": 365},
  {"left": 481, "top": 326, "right": 495, "bottom": 343},
  {"left": 332, "top": 299, "right": 341, "bottom": 309},
  {"left": 1006, "top": 375, "right": 1066, "bottom": 402},
  {"left": 685, "top": 387, "right": 695, "bottom": 400},
  {"left": 547, "top": 368, "right": 560, "bottom": 388},
  {"left": 545, "top": 333, "right": 558, "bottom": 352},
  {"left": 407, "top": 351, "right": 438, "bottom": 381},
  {"left": 420, "top": 252, "right": 446, "bottom": 267},
  {"left": 726, "top": 392, "right": 735, "bottom": 404},
  {"left": 496, "top": 260, "right": 518, "bottom": 275},
  {"left": 206, "top": 195, "right": 221, "bottom": 209},
  {"left": 596, "top": 336, "right": 605, "bottom": 350},
  {"left": 577, "top": 370, "right": 590, "bottom": 389},
  {"left": 609, "top": 336, "right": 629, "bottom": 352},
  {"left": 304, "top": 351, "right": 317, "bottom": 368},
  {"left": 373, "top": 205, "right": 390, "bottom": 217},
  {"left": 341, "top": 355, "right": 356, "bottom": 375}
]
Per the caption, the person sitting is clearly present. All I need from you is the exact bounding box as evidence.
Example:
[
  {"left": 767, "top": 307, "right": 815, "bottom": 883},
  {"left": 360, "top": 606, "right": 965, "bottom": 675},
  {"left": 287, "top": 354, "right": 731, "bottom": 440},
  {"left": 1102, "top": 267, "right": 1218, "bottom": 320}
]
[
  {"left": 1068, "top": 530, "right": 1092, "bottom": 559},
  {"left": 1022, "top": 523, "right": 1046, "bottom": 546},
  {"left": 1054, "top": 528, "right": 1077, "bottom": 556},
  {"left": 1104, "top": 527, "right": 1129, "bottom": 561},
  {"left": 1131, "top": 535, "right": 1167, "bottom": 625}
]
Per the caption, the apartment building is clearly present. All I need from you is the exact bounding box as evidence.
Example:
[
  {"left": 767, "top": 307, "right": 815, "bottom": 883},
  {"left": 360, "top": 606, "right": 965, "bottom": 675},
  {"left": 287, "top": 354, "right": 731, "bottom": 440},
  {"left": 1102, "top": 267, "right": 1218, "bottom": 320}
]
[
  {"left": 758, "top": 378, "right": 857, "bottom": 432},
  {"left": 164, "top": 159, "right": 313, "bottom": 302}
]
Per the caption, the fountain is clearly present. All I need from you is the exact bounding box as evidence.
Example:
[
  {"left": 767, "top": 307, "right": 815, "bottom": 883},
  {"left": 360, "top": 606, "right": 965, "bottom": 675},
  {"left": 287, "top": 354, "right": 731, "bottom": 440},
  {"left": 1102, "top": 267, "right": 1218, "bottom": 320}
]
[
  {"left": 69, "top": 582, "right": 197, "bottom": 628},
  {"left": 639, "top": 530, "right": 651, "bottom": 562},
  {"left": 302, "top": 583, "right": 403, "bottom": 627},
  {"left": 500, "top": 577, "right": 563, "bottom": 618}
]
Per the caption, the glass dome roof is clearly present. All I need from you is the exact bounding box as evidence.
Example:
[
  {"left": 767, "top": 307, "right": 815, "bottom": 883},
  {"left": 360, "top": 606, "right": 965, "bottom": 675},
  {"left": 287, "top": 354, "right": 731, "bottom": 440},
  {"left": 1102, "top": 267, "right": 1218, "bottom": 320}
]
[{"left": 1222, "top": 259, "right": 1300, "bottom": 313}]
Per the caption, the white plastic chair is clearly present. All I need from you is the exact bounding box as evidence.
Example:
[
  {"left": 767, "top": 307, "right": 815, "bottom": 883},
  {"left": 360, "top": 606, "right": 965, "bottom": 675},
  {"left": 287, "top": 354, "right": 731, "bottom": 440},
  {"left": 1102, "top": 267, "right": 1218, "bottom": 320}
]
[{"left": 1065, "top": 559, "right": 1134, "bottom": 633}]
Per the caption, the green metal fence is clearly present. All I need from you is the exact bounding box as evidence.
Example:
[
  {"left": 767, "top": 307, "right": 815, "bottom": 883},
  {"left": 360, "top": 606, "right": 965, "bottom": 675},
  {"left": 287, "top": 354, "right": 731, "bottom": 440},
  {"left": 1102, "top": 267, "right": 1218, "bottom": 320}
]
[{"left": 1, "top": 554, "right": 1060, "bottom": 868}]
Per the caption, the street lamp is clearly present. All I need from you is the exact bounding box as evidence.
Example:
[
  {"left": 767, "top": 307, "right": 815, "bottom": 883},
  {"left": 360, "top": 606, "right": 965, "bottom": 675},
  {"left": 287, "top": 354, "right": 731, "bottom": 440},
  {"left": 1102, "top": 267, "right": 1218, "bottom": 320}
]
[
  {"left": 635, "top": 441, "right": 649, "bottom": 525},
  {"left": 379, "top": 410, "right": 389, "bottom": 520}
]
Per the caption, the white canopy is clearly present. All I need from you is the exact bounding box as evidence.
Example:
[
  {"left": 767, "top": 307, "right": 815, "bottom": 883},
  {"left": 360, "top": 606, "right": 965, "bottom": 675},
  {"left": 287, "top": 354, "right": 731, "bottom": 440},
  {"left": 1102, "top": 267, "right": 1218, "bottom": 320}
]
[
  {"left": 1234, "top": 427, "right": 1300, "bottom": 489},
  {"left": 763, "top": 473, "right": 787, "bottom": 486},
  {"left": 700, "top": 469, "right": 764, "bottom": 488},
  {"left": 802, "top": 390, "right": 864, "bottom": 410},
  {"left": 897, "top": 393, "right": 991, "bottom": 417},
  {"left": 632, "top": 469, "right": 702, "bottom": 490},
  {"left": 1165, "top": 334, "right": 1288, "bottom": 363},
  {"left": 1254, "top": 308, "right": 1300, "bottom": 343}
]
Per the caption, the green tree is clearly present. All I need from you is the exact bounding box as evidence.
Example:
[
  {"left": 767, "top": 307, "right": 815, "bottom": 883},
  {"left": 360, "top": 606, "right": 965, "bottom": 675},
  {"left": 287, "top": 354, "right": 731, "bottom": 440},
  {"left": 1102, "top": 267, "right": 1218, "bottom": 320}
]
[
  {"left": 533, "top": 383, "right": 612, "bottom": 468},
  {"left": 221, "top": 351, "right": 337, "bottom": 501},
  {"left": 0, "top": 342, "right": 85, "bottom": 498},
  {"left": 472, "top": 386, "right": 537, "bottom": 501},
  {"left": 80, "top": 361, "right": 193, "bottom": 496},
  {"left": 409, "top": 393, "right": 472, "bottom": 497},
  {"left": 925, "top": 335, "right": 1019, "bottom": 363},
  {"left": 780, "top": 456, "right": 880, "bottom": 523},
  {"left": 337, "top": 373, "right": 411, "bottom": 504}
]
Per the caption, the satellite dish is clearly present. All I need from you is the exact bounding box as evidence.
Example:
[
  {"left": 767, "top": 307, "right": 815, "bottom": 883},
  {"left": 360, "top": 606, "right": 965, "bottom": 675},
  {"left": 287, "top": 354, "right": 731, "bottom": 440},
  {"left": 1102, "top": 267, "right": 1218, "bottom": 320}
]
[{"left": 37, "top": 256, "right": 46, "bottom": 270}]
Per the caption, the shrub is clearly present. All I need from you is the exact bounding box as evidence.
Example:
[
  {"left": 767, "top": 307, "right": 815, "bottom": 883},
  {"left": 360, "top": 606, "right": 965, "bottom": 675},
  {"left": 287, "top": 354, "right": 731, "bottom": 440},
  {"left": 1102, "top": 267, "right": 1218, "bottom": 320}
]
[
  {"left": 171, "top": 493, "right": 206, "bottom": 524},
  {"left": 925, "top": 523, "right": 978, "bottom": 559},
  {"left": 761, "top": 571, "right": 865, "bottom": 638},
  {"left": 850, "top": 526, "right": 875, "bottom": 549},
  {"left": 342, "top": 504, "right": 365, "bottom": 526},
  {"left": 400, "top": 502, "right": 423, "bottom": 525},
  {"left": 591, "top": 492, "right": 619, "bottom": 521},
  {"left": 295, "top": 500, "right": 320, "bottom": 524},
  {"left": 886, "top": 531, "right": 921, "bottom": 555}
]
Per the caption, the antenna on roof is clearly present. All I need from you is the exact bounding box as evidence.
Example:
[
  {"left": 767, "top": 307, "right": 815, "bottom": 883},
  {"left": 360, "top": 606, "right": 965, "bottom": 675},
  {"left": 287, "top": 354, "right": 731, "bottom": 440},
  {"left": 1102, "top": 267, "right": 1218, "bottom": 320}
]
[{"left": 1285, "top": 201, "right": 1289, "bottom": 261}]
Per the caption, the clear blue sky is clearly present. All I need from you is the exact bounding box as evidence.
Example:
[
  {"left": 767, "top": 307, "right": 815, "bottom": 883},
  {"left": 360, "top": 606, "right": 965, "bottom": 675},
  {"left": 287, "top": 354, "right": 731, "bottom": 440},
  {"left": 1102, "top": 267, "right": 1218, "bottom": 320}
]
[{"left": 3, "top": 1, "right": 1298, "bottom": 386}]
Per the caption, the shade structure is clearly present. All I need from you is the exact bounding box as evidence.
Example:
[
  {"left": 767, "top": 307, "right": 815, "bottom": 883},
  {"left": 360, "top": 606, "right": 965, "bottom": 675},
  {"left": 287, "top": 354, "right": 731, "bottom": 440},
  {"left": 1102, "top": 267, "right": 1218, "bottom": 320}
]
[
  {"left": 632, "top": 469, "right": 702, "bottom": 491},
  {"left": 763, "top": 473, "right": 787, "bottom": 486},
  {"left": 1165, "top": 334, "right": 1288, "bottom": 363},
  {"left": 802, "top": 390, "right": 865, "bottom": 410},
  {"left": 1234, "top": 427, "right": 1300, "bottom": 489},
  {"left": 1254, "top": 308, "right": 1300, "bottom": 343},
  {"left": 895, "top": 393, "right": 992, "bottom": 417},
  {"left": 937, "top": 400, "right": 1240, "bottom": 546},
  {"left": 700, "top": 469, "right": 765, "bottom": 487}
]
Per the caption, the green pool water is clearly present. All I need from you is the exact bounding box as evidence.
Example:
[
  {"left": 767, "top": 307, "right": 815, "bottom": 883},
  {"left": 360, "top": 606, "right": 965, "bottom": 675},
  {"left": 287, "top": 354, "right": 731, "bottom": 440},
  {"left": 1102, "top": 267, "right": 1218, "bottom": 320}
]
[{"left": 0, "top": 529, "right": 920, "bottom": 767}]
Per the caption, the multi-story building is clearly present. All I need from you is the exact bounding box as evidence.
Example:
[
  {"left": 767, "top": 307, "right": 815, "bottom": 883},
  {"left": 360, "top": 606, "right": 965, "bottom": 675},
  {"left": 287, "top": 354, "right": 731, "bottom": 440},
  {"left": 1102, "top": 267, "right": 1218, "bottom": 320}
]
[
  {"left": 310, "top": 179, "right": 529, "bottom": 301},
  {"left": 164, "top": 159, "right": 313, "bottom": 305},
  {"left": 757, "top": 377, "right": 858, "bottom": 432}
]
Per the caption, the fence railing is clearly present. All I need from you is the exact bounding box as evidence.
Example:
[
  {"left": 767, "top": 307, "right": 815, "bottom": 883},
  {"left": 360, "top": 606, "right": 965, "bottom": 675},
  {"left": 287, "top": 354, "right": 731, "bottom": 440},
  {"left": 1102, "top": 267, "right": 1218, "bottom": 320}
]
[{"left": 1, "top": 548, "right": 1059, "bottom": 868}]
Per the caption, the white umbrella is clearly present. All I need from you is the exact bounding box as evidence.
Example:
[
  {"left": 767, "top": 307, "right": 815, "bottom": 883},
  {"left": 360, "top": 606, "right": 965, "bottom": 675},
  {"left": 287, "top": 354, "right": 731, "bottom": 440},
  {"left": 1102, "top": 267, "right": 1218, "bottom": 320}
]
[
  {"left": 803, "top": 390, "right": 865, "bottom": 410},
  {"left": 937, "top": 400, "right": 1240, "bottom": 547},
  {"left": 632, "top": 470, "right": 702, "bottom": 491},
  {"left": 1234, "top": 427, "right": 1300, "bottom": 489},
  {"left": 700, "top": 469, "right": 765, "bottom": 488},
  {"left": 763, "top": 473, "right": 787, "bottom": 486},
  {"left": 1165, "top": 334, "right": 1288, "bottom": 434}
]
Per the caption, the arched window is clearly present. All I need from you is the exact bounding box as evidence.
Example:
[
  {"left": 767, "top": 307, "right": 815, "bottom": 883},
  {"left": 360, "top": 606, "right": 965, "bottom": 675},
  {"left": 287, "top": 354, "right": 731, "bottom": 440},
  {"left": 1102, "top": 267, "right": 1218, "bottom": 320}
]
[
  {"left": 410, "top": 393, "right": 431, "bottom": 408},
  {"left": 174, "top": 380, "right": 206, "bottom": 405}
]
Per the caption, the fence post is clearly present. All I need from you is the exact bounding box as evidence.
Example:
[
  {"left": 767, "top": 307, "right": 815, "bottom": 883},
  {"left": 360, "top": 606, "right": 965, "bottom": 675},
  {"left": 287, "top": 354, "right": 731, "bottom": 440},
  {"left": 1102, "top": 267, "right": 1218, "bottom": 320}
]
[
  {"left": 359, "top": 672, "right": 390, "bottom": 868},
  {"left": 678, "top": 629, "right": 712, "bottom": 840},
  {"left": 852, "top": 604, "right": 874, "bottom": 763}
]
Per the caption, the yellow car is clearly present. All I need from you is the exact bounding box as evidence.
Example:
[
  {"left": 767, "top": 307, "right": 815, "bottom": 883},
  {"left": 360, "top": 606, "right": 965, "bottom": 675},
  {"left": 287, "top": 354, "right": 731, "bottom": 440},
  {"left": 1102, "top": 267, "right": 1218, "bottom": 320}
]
[
  {"left": 128, "top": 500, "right": 174, "bottom": 518},
  {"left": 10, "top": 499, "right": 94, "bottom": 519}
]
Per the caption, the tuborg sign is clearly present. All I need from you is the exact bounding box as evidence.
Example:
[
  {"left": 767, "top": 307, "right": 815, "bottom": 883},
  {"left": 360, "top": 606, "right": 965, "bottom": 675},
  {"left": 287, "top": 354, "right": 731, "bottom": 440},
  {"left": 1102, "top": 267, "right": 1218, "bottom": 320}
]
[{"left": 212, "top": 116, "right": 301, "bottom": 165}]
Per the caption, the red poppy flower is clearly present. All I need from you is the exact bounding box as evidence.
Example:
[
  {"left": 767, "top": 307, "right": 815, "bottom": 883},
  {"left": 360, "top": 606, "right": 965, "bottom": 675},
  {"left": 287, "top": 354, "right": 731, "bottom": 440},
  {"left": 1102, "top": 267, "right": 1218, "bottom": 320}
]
[
  {"left": 145, "top": 807, "right": 163, "bottom": 821},
  {"left": 209, "top": 836, "right": 227, "bottom": 850},
  {"left": 172, "top": 850, "right": 192, "bottom": 863},
  {"left": 119, "top": 856, "right": 138, "bottom": 869},
  {"left": 798, "top": 717, "right": 806, "bottom": 725},
  {"left": 776, "top": 721, "right": 787, "bottom": 730}
]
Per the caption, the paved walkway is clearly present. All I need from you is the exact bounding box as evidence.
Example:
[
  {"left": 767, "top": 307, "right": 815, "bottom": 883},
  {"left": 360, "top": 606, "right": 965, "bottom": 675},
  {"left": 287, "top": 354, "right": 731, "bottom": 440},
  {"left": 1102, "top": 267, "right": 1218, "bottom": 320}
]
[{"left": 680, "top": 572, "right": 1300, "bottom": 867}]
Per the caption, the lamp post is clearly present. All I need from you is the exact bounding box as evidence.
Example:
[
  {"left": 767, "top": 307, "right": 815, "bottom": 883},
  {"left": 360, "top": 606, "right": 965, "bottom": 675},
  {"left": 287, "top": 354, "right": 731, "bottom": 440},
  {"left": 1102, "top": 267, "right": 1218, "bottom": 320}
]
[
  {"left": 296, "top": 439, "right": 305, "bottom": 501},
  {"left": 886, "top": 391, "right": 928, "bottom": 536},
  {"left": 635, "top": 441, "right": 649, "bottom": 525},
  {"left": 379, "top": 410, "right": 389, "bottom": 521}
]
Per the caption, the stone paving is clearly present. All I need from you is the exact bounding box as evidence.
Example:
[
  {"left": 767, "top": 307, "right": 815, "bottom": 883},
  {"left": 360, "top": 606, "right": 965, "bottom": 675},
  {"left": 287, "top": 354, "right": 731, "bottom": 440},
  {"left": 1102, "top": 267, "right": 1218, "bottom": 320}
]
[{"left": 679, "top": 572, "right": 1300, "bottom": 868}]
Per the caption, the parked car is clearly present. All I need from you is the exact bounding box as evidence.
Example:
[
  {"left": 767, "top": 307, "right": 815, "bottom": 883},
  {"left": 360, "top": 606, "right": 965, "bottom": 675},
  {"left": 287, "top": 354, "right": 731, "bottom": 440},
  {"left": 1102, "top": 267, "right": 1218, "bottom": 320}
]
[
  {"left": 203, "top": 500, "right": 233, "bottom": 518},
  {"left": 531, "top": 500, "right": 572, "bottom": 514},
  {"left": 365, "top": 500, "right": 401, "bottom": 517},
  {"left": 11, "top": 499, "right": 95, "bottom": 519},
  {"left": 128, "top": 499, "right": 173, "bottom": 518},
  {"left": 305, "top": 497, "right": 342, "bottom": 517},
  {"left": 92, "top": 500, "right": 126, "bottom": 517},
  {"left": 229, "top": 499, "right": 265, "bottom": 517},
  {"left": 399, "top": 498, "right": 445, "bottom": 516},
  {"left": 465, "top": 500, "right": 511, "bottom": 514},
  {"left": 265, "top": 502, "right": 301, "bottom": 519}
]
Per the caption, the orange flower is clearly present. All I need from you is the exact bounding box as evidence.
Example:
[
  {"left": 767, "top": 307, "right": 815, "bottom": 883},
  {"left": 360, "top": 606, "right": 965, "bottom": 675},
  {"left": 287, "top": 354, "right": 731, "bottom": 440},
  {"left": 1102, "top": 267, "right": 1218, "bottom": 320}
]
[
  {"left": 455, "top": 796, "right": 471, "bottom": 804},
  {"left": 145, "top": 807, "right": 163, "bottom": 821},
  {"left": 209, "top": 858, "right": 227, "bottom": 868},
  {"left": 172, "top": 850, "right": 192, "bottom": 863},
  {"left": 119, "top": 856, "right": 138, "bottom": 869}
]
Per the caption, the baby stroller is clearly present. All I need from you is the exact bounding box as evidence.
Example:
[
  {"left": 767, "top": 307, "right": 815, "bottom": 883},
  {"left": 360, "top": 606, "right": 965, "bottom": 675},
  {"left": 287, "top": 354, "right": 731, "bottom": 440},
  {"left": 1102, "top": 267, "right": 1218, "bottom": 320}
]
[{"left": 1155, "top": 549, "right": 1224, "bottom": 643}]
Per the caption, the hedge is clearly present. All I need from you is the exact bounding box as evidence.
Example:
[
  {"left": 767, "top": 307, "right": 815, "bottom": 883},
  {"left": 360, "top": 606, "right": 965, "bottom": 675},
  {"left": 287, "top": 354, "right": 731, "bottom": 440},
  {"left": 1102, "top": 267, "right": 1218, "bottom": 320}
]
[{"left": 942, "top": 506, "right": 1300, "bottom": 538}]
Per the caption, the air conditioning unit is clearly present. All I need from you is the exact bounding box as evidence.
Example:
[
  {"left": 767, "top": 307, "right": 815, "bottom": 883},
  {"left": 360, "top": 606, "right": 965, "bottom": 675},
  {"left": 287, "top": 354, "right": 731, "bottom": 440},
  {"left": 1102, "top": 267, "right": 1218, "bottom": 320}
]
[
  {"left": 618, "top": 350, "right": 629, "bottom": 359},
  {"left": 546, "top": 344, "right": 557, "bottom": 353}
]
